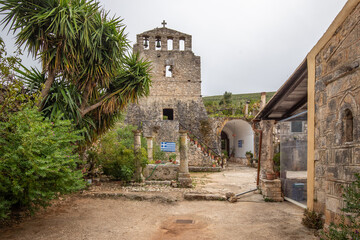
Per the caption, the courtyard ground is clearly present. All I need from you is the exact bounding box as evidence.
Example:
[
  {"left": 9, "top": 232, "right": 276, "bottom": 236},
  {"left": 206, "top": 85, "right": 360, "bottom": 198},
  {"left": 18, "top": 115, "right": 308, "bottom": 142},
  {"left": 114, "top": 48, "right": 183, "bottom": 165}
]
[{"left": 0, "top": 163, "right": 317, "bottom": 240}]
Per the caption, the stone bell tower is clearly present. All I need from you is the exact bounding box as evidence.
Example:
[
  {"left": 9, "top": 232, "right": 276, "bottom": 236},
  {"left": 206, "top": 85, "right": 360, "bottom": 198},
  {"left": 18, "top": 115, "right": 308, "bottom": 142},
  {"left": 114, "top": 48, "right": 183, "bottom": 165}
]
[{"left": 126, "top": 21, "right": 209, "bottom": 146}]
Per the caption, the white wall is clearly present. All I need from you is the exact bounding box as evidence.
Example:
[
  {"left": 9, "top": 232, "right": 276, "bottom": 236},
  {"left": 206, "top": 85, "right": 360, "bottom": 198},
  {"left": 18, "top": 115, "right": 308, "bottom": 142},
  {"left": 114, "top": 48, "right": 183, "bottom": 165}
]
[{"left": 222, "top": 120, "right": 254, "bottom": 158}]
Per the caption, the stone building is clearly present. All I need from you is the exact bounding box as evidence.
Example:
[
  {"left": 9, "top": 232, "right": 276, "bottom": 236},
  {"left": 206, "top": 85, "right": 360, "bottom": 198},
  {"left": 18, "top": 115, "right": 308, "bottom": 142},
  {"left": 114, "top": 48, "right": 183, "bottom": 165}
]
[
  {"left": 126, "top": 22, "right": 218, "bottom": 164},
  {"left": 255, "top": 0, "right": 360, "bottom": 226}
]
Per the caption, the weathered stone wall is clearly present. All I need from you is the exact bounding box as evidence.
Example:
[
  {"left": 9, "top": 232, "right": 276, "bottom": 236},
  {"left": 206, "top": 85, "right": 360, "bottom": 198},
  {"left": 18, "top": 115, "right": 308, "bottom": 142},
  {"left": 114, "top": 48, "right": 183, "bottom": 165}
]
[
  {"left": 126, "top": 26, "right": 219, "bottom": 158},
  {"left": 314, "top": 3, "right": 360, "bottom": 225},
  {"left": 188, "top": 139, "right": 215, "bottom": 166},
  {"left": 260, "top": 179, "right": 283, "bottom": 202},
  {"left": 144, "top": 164, "right": 179, "bottom": 181},
  {"left": 259, "top": 120, "right": 275, "bottom": 178}
]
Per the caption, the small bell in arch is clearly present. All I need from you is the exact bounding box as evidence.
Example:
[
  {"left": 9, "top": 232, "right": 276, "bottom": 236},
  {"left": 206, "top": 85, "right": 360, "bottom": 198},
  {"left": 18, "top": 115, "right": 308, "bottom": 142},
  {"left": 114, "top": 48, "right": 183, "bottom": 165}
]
[{"left": 156, "top": 38, "right": 161, "bottom": 48}]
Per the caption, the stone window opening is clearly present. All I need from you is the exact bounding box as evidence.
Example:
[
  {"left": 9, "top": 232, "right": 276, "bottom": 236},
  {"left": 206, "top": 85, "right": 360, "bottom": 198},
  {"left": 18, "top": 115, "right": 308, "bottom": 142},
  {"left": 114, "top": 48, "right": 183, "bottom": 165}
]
[
  {"left": 291, "top": 121, "right": 303, "bottom": 133},
  {"left": 143, "top": 36, "right": 149, "bottom": 50},
  {"left": 179, "top": 38, "right": 185, "bottom": 51},
  {"left": 165, "top": 65, "right": 173, "bottom": 77},
  {"left": 155, "top": 37, "right": 161, "bottom": 50},
  {"left": 163, "top": 109, "right": 174, "bottom": 120},
  {"left": 344, "top": 109, "right": 353, "bottom": 142},
  {"left": 167, "top": 38, "right": 173, "bottom": 50}
]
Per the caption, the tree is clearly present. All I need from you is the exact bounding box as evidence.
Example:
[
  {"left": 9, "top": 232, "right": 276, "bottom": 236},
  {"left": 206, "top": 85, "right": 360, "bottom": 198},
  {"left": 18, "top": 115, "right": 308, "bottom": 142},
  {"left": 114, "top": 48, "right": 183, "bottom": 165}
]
[
  {"left": 219, "top": 91, "right": 232, "bottom": 105},
  {"left": 1, "top": 0, "right": 152, "bottom": 143},
  {"left": 0, "top": 0, "right": 100, "bottom": 107}
]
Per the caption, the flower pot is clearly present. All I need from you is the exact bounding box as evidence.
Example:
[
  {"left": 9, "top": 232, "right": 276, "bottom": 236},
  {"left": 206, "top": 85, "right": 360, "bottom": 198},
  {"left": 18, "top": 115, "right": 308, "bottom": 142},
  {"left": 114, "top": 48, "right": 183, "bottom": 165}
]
[{"left": 266, "top": 173, "right": 276, "bottom": 180}]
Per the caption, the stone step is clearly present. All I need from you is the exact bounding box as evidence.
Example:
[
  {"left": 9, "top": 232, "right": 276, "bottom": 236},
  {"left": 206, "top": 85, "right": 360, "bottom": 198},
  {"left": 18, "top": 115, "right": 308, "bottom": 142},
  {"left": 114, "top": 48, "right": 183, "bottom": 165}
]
[
  {"left": 145, "top": 180, "right": 172, "bottom": 186},
  {"left": 189, "top": 166, "right": 222, "bottom": 172},
  {"left": 184, "top": 193, "right": 226, "bottom": 201}
]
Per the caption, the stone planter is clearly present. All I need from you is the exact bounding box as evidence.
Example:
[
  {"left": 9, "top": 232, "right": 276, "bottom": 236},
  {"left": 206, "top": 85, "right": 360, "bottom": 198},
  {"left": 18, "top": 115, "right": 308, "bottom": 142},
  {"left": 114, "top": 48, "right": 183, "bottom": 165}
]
[{"left": 246, "top": 154, "right": 252, "bottom": 166}]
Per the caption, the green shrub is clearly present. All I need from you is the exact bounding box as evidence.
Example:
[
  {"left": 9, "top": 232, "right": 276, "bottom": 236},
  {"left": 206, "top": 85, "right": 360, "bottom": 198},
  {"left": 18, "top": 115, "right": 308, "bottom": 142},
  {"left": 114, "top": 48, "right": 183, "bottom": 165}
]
[
  {"left": 245, "top": 151, "right": 253, "bottom": 158},
  {"left": 168, "top": 153, "right": 177, "bottom": 162},
  {"left": 153, "top": 143, "right": 167, "bottom": 162},
  {"left": 321, "top": 174, "right": 360, "bottom": 240},
  {"left": 97, "top": 125, "right": 148, "bottom": 181},
  {"left": 0, "top": 106, "right": 85, "bottom": 219},
  {"left": 302, "top": 209, "right": 323, "bottom": 230}
]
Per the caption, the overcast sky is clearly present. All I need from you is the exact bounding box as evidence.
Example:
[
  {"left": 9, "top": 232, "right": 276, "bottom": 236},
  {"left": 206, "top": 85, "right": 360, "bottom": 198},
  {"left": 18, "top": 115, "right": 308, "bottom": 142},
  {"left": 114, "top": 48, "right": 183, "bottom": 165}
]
[{"left": 1, "top": 0, "right": 347, "bottom": 96}]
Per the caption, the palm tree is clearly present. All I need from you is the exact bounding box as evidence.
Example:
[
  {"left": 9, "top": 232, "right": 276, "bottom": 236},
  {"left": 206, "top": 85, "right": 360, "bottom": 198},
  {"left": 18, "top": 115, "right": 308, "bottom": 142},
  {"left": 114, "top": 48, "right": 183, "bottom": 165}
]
[
  {"left": 2, "top": 0, "right": 152, "bottom": 144},
  {"left": 0, "top": 0, "right": 100, "bottom": 108}
]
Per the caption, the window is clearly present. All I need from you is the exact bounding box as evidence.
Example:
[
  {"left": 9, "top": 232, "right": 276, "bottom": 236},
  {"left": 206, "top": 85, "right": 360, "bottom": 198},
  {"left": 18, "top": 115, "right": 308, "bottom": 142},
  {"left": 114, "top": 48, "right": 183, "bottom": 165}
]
[
  {"left": 167, "top": 38, "right": 173, "bottom": 50},
  {"left": 344, "top": 109, "right": 353, "bottom": 142},
  {"left": 291, "top": 121, "right": 302, "bottom": 133},
  {"left": 143, "top": 36, "right": 149, "bottom": 50},
  {"left": 163, "top": 109, "right": 174, "bottom": 120},
  {"left": 179, "top": 39, "right": 185, "bottom": 51},
  {"left": 165, "top": 65, "right": 172, "bottom": 77},
  {"left": 155, "top": 37, "right": 161, "bottom": 50}
]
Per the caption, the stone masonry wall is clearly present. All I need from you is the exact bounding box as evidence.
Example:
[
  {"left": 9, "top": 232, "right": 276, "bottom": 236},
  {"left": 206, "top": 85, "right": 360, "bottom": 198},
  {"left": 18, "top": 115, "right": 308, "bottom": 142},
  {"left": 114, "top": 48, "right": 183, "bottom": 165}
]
[
  {"left": 144, "top": 164, "right": 179, "bottom": 181},
  {"left": 314, "top": 3, "right": 360, "bottom": 225},
  {"left": 126, "top": 26, "right": 218, "bottom": 156},
  {"left": 188, "top": 139, "right": 216, "bottom": 166}
]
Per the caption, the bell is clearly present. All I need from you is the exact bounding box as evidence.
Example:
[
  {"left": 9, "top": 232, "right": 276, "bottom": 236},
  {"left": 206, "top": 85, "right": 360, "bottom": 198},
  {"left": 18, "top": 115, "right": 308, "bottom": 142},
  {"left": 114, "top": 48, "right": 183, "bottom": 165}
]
[
  {"left": 143, "top": 38, "right": 148, "bottom": 48},
  {"left": 156, "top": 39, "right": 161, "bottom": 48}
]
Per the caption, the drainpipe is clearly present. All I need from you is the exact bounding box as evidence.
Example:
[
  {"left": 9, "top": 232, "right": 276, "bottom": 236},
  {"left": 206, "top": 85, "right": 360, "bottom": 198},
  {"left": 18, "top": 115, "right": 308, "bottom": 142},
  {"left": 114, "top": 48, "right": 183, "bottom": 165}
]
[{"left": 252, "top": 120, "right": 262, "bottom": 186}]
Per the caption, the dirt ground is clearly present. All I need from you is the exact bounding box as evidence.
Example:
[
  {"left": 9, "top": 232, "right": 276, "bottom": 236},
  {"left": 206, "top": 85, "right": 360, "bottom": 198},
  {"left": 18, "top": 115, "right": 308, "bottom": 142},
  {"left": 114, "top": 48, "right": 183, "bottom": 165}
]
[
  {"left": 0, "top": 164, "right": 317, "bottom": 240},
  {"left": 0, "top": 198, "right": 316, "bottom": 240}
]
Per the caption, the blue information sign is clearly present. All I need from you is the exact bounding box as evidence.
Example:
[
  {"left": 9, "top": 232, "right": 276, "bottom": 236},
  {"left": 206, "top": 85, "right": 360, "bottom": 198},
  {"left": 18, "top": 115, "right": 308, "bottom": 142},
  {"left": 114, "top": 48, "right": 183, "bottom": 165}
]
[
  {"left": 161, "top": 142, "right": 176, "bottom": 152},
  {"left": 238, "top": 140, "right": 243, "bottom": 148}
]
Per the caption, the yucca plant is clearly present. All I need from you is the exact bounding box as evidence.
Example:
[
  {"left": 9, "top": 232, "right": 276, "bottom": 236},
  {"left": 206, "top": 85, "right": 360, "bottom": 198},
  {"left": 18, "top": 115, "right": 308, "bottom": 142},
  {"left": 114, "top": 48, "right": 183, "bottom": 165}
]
[{"left": 3, "top": 0, "right": 152, "bottom": 145}]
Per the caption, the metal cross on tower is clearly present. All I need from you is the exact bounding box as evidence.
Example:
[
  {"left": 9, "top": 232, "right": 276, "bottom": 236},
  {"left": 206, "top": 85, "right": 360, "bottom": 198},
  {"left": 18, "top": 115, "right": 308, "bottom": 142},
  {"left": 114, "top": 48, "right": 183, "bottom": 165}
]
[{"left": 161, "top": 20, "right": 167, "bottom": 28}]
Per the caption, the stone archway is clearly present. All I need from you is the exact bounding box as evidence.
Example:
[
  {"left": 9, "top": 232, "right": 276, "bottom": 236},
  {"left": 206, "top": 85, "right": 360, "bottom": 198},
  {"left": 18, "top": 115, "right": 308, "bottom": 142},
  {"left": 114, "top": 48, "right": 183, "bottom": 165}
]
[{"left": 220, "top": 119, "right": 254, "bottom": 164}]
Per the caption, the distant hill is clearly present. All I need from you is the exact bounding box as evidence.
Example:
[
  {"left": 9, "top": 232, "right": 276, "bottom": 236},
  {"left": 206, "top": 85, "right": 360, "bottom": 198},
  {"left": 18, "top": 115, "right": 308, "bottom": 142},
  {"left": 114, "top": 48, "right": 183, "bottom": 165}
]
[{"left": 202, "top": 92, "right": 276, "bottom": 104}]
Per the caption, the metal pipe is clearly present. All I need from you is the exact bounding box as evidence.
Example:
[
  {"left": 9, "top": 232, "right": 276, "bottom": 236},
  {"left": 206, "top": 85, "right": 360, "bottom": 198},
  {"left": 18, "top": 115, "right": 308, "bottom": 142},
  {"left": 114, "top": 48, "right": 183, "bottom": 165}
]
[
  {"left": 252, "top": 120, "right": 262, "bottom": 186},
  {"left": 278, "top": 110, "right": 308, "bottom": 123},
  {"left": 235, "top": 188, "right": 257, "bottom": 197}
]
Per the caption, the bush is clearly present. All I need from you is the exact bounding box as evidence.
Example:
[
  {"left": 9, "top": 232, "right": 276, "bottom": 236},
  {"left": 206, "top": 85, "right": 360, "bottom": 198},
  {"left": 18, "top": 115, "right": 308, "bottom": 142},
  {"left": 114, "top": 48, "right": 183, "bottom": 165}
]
[
  {"left": 0, "top": 106, "right": 85, "bottom": 219},
  {"left": 97, "top": 125, "right": 148, "bottom": 181},
  {"left": 321, "top": 174, "right": 360, "bottom": 240},
  {"left": 153, "top": 143, "right": 167, "bottom": 162},
  {"left": 302, "top": 209, "right": 324, "bottom": 230}
]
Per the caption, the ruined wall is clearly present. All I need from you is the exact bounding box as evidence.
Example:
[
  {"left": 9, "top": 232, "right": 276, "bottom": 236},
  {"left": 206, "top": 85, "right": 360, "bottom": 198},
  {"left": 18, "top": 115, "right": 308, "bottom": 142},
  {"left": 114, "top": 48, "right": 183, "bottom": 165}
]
[
  {"left": 126, "top": 26, "right": 217, "bottom": 156},
  {"left": 314, "top": 3, "right": 360, "bottom": 224},
  {"left": 144, "top": 164, "right": 179, "bottom": 181},
  {"left": 188, "top": 140, "right": 216, "bottom": 166}
]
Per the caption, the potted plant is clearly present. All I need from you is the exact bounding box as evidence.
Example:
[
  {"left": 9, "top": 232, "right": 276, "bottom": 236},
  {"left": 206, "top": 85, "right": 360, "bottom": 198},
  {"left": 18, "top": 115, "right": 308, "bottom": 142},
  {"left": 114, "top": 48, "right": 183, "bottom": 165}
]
[
  {"left": 266, "top": 170, "right": 276, "bottom": 180},
  {"left": 273, "top": 152, "right": 280, "bottom": 178},
  {"left": 168, "top": 153, "right": 176, "bottom": 163},
  {"left": 245, "top": 151, "right": 253, "bottom": 166}
]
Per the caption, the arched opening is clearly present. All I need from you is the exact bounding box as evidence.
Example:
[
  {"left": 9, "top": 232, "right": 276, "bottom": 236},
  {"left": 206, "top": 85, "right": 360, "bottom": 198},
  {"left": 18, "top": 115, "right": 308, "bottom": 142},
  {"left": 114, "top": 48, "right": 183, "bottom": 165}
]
[
  {"left": 220, "top": 119, "right": 254, "bottom": 163},
  {"left": 167, "top": 38, "right": 173, "bottom": 50},
  {"left": 179, "top": 38, "right": 185, "bottom": 51},
  {"left": 155, "top": 36, "right": 161, "bottom": 50},
  {"left": 221, "top": 131, "right": 230, "bottom": 157},
  {"left": 344, "top": 109, "right": 353, "bottom": 142}
]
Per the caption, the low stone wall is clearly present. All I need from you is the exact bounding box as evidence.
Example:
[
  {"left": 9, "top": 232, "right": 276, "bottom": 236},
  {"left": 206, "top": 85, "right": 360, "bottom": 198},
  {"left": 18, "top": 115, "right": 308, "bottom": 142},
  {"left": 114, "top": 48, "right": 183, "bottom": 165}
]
[
  {"left": 189, "top": 166, "right": 221, "bottom": 172},
  {"left": 228, "top": 157, "right": 247, "bottom": 165},
  {"left": 143, "top": 164, "right": 179, "bottom": 181},
  {"left": 260, "top": 179, "right": 283, "bottom": 202}
]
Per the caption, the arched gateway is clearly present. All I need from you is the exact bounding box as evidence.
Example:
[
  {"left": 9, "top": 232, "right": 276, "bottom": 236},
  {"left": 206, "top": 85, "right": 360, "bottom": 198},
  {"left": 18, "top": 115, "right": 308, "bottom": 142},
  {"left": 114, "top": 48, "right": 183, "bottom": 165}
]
[{"left": 220, "top": 119, "right": 254, "bottom": 164}]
